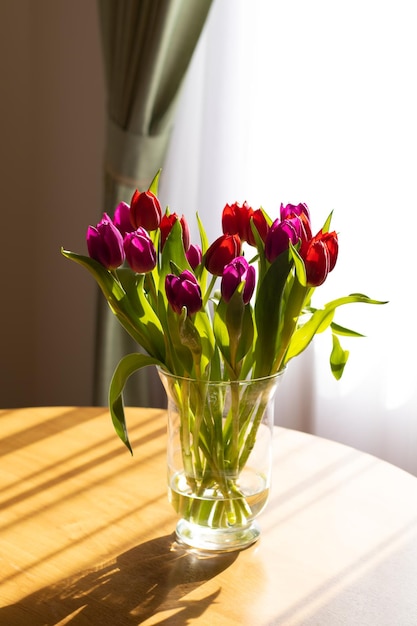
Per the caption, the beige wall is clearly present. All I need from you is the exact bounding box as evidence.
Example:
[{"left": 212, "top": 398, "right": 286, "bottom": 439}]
[{"left": 0, "top": 1, "right": 105, "bottom": 407}]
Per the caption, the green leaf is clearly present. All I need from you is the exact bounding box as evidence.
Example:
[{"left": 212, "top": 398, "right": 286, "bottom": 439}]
[
  {"left": 108, "top": 353, "right": 163, "bottom": 453},
  {"left": 272, "top": 276, "right": 310, "bottom": 371},
  {"left": 194, "top": 308, "right": 216, "bottom": 374},
  {"left": 165, "top": 305, "right": 194, "bottom": 374},
  {"left": 254, "top": 264, "right": 287, "bottom": 373},
  {"left": 116, "top": 270, "right": 165, "bottom": 358},
  {"left": 330, "top": 334, "right": 349, "bottom": 380},
  {"left": 254, "top": 250, "right": 293, "bottom": 377},
  {"left": 331, "top": 321, "right": 365, "bottom": 338},
  {"left": 250, "top": 216, "right": 268, "bottom": 285},
  {"left": 224, "top": 290, "right": 254, "bottom": 375},
  {"left": 236, "top": 304, "right": 255, "bottom": 364},
  {"left": 195, "top": 212, "right": 210, "bottom": 293},
  {"left": 62, "top": 248, "right": 125, "bottom": 302},
  {"left": 61, "top": 249, "right": 164, "bottom": 359},
  {"left": 196, "top": 212, "right": 210, "bottom": 255},
  {"left": 285, "top": 293, "right": 387, "bottom": 363},
  {"left": 289, "top": 242, "right": 307, "bottom": 286},
  {"left": 179, "top": 309, "right": 202, "bottom": 364},
  {"left": 213, "top": 298, "right": 231, "bottom": 366},
  {"left": 159, "top": 220, "right": 188, "bottom": 291},
  {"left": 148, "top": 169, "right": 161, "bottom": 194},
  {"left": 322, "top": 210, "right": 334, "bottom": 233}
]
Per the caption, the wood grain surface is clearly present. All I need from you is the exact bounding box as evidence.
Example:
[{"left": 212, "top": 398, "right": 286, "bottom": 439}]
[{"left": 1, "top": 406, "right": 417, "bottom": 625}]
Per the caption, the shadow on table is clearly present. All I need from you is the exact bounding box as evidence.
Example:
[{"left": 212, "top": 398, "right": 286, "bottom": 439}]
[{"left": 1, "top": 533, "right": 238, "bottom": 625}]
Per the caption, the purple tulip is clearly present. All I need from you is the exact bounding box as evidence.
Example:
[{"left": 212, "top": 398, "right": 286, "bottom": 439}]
[
  {"left": 221, "top": 256, "right": 256, "bottom": 304},
  {"left": 186, "top": 243, "right": 202, "bottom": 270},
  {"left": 123, "top": 228, "right": 157, "bottom": 274},
  {"left": 280, "top": 202, "right": 311, "bottom": 224},
  {"left": 264, "top": 218, "right": 301, "bottom": 263},
  {"left": 86, "top": 213, "right": 125, "bottom": 269},
  {"left": 113, "top": 202, "right": 133, "bottom": 237},
  {"left": 280, "top": 203, "right": 312, "bottom": 252},
  {"left": 165, "top": 270, "right": 202, "bottom": 315}
]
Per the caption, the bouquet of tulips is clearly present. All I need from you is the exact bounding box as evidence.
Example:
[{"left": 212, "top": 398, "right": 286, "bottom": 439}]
[{"left": 62, "top": 170, "right": 385, "bottom": 455}]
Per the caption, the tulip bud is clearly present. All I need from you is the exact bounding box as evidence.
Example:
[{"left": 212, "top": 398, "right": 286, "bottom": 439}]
[
  {"left": 160, "top": 212, "right": 190, "bottom": 251},
  {"left": 250, "top": 209, "right": 269, "bottom": 245},
  {"left": 123, "top": 228, "right": 157, "bottom": 274},
  {"left": 130, "top": 189, "right": 162, "bottom": 231},
  {"left": 222, "top": 202, "right": 254, "bottom": 243},
  {"left": 302, "top": 230, "right": 338, "bottom": 286},
  {"left": 205, "top": 234, "right": 241, "bottom": 276},
  {"left": 264, "top": 218, "right": 300, "bottom": 263},
  {"left": 186, "top": 243, "right": 202, "bottom": 270},
  {"left": 165, "top": 270, "right": 202, "bottom": 315},
  {"left": 320, "top": 231, "right": 338, "bottom": 271},
  {"left": 87, "top": 213, "right": 125, "bottom": 270},
  {"left": 221, "top": 257, "right": 256, "bottom": 304},
  {"left": 280, "top": 202, "right": 311, "bottom": 225},
  {"left": 113, "top": 202, "right": 133, "bottom": 237},
  {"left": 280, "top": 202, "right": 312, "bottom": 252}
]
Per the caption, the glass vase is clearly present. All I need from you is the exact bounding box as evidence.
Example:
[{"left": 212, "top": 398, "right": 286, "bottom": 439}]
[{"left": 158, "top": 370, "right": 283, "bottom": 552}]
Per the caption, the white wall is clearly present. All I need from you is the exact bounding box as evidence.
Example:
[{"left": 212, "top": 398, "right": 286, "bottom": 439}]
[
  {"left": 161, "top": 0, "right": 417, "bottom": 477},
  {"left": 0, "top": 0, "right": 104, "bottom": 407}
]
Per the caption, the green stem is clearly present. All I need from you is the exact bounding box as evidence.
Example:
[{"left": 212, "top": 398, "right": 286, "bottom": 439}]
[
  {"left": 237, "top": 381, "right": 276, "bottom": 471},
  {"left": 178, "top": 379, "right": 197, "bottom": 491},
  {"left": 272, "top": 280, "right": 309, "bottom": 373},
  {"left": 229, "top": 381, "right": 241, "bottom": 475},
  {"left": 203, "top": 274, "right": 218, "bottom": 307}
]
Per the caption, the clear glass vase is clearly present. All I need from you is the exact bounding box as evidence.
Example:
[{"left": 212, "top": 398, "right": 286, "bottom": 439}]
[{"left": 158, "top": 370, "right": 283, "bottom": 552}]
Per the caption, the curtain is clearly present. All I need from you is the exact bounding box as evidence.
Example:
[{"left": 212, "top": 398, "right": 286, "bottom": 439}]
[
  {"left": 95, "top": 0, "right": 213, "bottom": 405},
  {"left": 160, "top": 0, "right": 417, "bottom": 476}
]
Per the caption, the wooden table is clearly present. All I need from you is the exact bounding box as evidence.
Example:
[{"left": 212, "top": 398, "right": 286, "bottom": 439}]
[{"left": 1, "top": 406, "right": 417, "bottom": 625}]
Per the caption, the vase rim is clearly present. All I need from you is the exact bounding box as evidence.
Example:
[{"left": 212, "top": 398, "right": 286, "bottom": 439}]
[{"left": 157, "top": 367, "right": 285, "bottom": 385}]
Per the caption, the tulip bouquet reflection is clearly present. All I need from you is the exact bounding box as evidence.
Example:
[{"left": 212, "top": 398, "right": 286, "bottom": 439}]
[{"left": 62, "top": 170, "right": 384, "bottom": 534}]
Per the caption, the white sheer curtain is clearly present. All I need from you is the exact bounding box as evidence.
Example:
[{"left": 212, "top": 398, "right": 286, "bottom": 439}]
[{"left": 160, "top": 0, "right": 417, "bottom": 475}]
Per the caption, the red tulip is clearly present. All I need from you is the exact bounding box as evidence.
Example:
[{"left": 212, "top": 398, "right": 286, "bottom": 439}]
[
  {"left": 302, "top": 230, "right": 338, "bottom": 286},
  {"left": 250, "top": 209, "right": 269, "bottom": 245},
  {"left": 222, "top": 202, "right": 254, "bottom": 242},
  {"left": 130, "top": 190, "right": 162, "bottom": 231},
  {"left": 160, "top": 212, "right": 190, "bottom": 251},
  {"left": 205, "top": 234, "right": 241, "bottom": 276}
]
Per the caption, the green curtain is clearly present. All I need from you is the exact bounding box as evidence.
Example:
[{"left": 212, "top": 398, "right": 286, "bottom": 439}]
[{"left": 95, "top": 0, "right": 213, "bottom": 406}]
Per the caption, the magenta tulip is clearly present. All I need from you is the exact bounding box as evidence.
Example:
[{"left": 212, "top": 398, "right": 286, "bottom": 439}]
[
  {"left": 221, "top": 256, "right": 255, "bottom": 304},
  {"left": 123, "top": 228, "right": 157, "bottom": 274},
  {"left": 264, "top": 218, "right": 300, "bottom": 263},
  {"left": 221, "top": 257, "right": 255, "bottom": 304},
  {"left": 280, "top": 203, "right": 312, "bottom": 255},
  {"left": 186, "top": 243, "right": 202, "bottom": 270},
  {"left": 86, "top": 213, "right": 125, "bottom": 269},
  {"left": 165, "top": 270, "right": 202, "bottom": 315},
  {"left": 113, "top": 202, "right": 133, "bottom": 237}
]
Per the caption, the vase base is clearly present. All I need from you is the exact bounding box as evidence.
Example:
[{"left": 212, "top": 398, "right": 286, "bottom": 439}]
[{"left": 175, "top": 518, "right": 261, "bottom": 553}]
